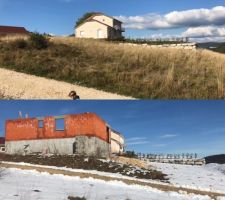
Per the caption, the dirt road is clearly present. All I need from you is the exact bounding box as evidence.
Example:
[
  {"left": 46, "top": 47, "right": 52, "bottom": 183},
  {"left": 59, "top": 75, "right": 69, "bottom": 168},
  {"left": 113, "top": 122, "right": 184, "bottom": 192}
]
[
  {"left": 0, "top": 68, "right": 134, "bottom": 99},
  {"left": 1, "top": 162, "right": 225, "bottom": 200}
]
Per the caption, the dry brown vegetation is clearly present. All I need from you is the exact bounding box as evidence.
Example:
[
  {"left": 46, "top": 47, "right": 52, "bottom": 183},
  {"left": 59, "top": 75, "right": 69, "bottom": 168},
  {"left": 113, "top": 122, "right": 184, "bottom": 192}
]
[{"left": 1, "top": 36, "right": 225, "bottom": 99}]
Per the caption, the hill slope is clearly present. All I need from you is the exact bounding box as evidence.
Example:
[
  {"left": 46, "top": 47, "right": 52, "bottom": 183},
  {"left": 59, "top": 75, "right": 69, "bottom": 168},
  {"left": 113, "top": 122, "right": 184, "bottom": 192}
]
[
  {"left": 1, "top": 36, "right": 225, "bottom": 99},
  {"left": 205, "top": 154, "right": 225, "bottom": 164}
]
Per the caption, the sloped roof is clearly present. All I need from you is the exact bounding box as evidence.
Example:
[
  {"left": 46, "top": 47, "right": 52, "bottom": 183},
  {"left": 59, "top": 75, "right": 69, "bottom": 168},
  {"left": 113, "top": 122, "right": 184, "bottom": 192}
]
[
  {"left": 0, "top": 26, "right": 28, "bottom": 34},
  {"left": 76, "top": 13, "right": 122, "bottom": 29},
  {"left": 89, "top": 12, "right": 122, "bottom": 23}
]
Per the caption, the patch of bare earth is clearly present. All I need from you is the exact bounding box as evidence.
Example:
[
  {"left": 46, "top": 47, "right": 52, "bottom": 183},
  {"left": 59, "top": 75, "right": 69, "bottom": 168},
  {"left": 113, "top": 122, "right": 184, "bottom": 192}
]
[
  {"left": 0, "top": 154, "right": 166, "bottom": 180},
  {"left": 0, "top": 68, "right": 133, "bottom": 100}
]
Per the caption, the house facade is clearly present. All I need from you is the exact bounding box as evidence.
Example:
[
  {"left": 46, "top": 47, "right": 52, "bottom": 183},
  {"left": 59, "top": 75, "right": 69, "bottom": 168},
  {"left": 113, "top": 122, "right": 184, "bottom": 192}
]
[
  {"left": 0, "top": 26, "right": 29, "bottom": 37},
  {"left": 5, "top": 113, "right": 124, "bottom": 158},
  {"left": 111, "top": 130, "right": 124, "bottom": 155},
  {"left": 75, "top": 13, "right": 124, "bottom": 40}
]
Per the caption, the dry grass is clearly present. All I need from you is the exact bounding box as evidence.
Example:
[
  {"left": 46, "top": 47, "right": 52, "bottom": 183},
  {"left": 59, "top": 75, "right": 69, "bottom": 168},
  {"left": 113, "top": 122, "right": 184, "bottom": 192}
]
[
  {"left": 0, "top": 92, "right": 12, "bottom": 99},
  {"left": 1, "top": 36, "right": 225, "bottom": 99}
]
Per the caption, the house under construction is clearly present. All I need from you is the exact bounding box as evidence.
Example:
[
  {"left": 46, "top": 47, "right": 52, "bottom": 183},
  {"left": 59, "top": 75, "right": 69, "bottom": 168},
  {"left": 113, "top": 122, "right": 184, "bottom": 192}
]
[{"left": 5, "top": 113, "right": 125, "bottom": 158}]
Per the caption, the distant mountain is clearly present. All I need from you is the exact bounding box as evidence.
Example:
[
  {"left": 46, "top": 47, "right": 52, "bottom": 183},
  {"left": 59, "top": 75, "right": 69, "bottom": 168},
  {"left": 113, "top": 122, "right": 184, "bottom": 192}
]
[
  {"left": 197, "top": 42, "right": 225, "bottom": 49},
  {"left": 205, "top": 154, "right": 225, "bottom": 164},
  {"left": 197, "top": 42, "right": 225, "bottom": 54}
]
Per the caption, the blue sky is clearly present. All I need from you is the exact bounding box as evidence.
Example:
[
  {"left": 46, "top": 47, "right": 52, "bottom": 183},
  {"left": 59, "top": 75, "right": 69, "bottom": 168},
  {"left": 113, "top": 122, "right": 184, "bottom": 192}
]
[
  {"left": 0, "top": 100, "right": 225, "bottom": 157},
  {"left": 0, "top": 0, "right": 225, "bottom": 41}
]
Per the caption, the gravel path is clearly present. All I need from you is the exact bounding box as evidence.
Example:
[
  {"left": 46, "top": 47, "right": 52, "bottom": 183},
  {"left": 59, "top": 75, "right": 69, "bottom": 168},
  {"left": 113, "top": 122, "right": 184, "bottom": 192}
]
[{"left": 0, "top": 68, "right": 133, "bottom": 100}]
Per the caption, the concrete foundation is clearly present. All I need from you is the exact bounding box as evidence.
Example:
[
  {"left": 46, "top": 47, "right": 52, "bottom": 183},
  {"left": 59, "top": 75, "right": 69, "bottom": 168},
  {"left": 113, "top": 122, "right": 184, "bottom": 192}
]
[{"left": 5, "top": 136, "right": 110, "bottom": 158}]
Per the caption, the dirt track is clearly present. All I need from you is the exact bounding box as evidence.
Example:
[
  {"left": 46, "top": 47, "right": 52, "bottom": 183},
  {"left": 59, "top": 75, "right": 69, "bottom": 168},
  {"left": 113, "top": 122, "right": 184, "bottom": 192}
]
[
  {"left": 1, "top": 162, "right": 225, "bottom": 200},
  {"left": 0, "top": 68, "right": 133, "bottom": 100}
]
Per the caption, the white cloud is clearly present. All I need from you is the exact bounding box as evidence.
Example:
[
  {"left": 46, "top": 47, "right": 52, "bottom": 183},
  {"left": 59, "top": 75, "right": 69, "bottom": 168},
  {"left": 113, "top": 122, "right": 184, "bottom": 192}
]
[
  {"left": 160, "top": 134, "right": 178, "bottom": 139},
  {"left": 182, "top": 26, "right": 225, "bottom": 38},
  {"left": 126, "top": 137, "right": 146, "bottom": 141},
  {"left": 191, "top": 36, "right": 225, "bottom": 43},
  {"left": 126, "top": 137, "right": 150, "bottom": 146},
  {"left": 115, "top": 6, "right": 225, "bottom": 30},
  {"left": 126, "top": 141, "right": 150, "bottom": 145}
]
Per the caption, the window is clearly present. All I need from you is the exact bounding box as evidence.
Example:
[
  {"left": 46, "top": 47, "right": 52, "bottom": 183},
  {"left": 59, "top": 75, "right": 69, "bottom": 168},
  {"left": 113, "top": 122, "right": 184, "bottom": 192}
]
[
  {"left": 80, "top": 31, "right": 85, "bottom": 37},
  {"left": 38, "top": 120, "right": 44, "bottom": 128},
  {"left": 55, "top": 118, "right": 65, "bottom": 131}
]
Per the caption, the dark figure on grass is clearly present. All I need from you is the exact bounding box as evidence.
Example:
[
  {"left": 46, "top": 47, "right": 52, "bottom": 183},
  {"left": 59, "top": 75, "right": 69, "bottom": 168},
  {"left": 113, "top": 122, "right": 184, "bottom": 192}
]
[{"left": 69, "top": 91, "right": 80, "bottom": 100}]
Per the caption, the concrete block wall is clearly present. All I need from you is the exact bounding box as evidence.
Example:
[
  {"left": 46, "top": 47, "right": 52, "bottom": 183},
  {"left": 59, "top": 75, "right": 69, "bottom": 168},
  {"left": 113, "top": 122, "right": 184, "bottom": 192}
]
[{"left": 6, "top": 136, "right": 110, "bottom": 158}]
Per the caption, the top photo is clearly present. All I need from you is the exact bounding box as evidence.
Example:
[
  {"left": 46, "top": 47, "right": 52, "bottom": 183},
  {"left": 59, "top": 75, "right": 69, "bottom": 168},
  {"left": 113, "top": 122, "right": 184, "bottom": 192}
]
[{"left": 0, "top": 0, "right": 225, "bottom": 100}]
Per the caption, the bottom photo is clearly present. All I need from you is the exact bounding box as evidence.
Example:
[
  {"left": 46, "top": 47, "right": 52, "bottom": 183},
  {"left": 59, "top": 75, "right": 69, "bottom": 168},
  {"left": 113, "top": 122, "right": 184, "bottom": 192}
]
[{"left": 0, "top": 100, "right": 224, "bottom": 200}]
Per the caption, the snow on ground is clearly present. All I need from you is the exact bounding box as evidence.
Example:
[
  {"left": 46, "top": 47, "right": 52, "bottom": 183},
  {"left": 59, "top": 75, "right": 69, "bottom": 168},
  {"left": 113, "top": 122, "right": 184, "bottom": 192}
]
[
  {"left": 150, "top": 162, "right": 225, "bottom": 193},
  {"left": 0, "top": 168, "right": 213, "bottom": 200}
]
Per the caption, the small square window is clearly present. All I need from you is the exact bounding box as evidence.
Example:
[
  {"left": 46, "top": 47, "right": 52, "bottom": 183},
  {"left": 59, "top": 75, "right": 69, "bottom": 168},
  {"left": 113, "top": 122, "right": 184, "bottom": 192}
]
[
  {"left": 38, "top": 120, "right": 44, "bottom": 128},
  {"left": 55, "top": 118, "right": 65, "bottom": 131}
]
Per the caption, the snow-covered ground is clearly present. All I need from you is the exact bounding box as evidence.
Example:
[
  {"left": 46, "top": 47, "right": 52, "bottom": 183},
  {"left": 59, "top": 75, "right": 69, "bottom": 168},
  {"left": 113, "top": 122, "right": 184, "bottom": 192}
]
[
  {"left": 150, "top": 162, "right": 225, "bottom": 193},
  {"left": 0, "top": 168, "right": 214, "bottom": 200}
]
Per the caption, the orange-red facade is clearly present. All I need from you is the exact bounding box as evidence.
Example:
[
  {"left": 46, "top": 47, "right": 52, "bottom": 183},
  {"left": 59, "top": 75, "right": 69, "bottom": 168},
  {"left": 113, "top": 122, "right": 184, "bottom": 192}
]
[{"left": 6, "top": 113, "right": 110, "bottom": 143}]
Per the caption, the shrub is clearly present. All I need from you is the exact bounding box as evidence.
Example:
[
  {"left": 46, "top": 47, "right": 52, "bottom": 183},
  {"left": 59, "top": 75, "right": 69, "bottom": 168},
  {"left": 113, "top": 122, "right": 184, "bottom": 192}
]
[
  {"left": 75, "top": 12, "right": 97, "bottom": 28},
  {"left": 68, "top": 197, "right": 86, "bottom": 200},
  {"left": 124, "top": 151, "right": 138, "bottom": 158},
  {"left": 11, "top": 39, "right": 27, "bottom": 49},
  {"left": 29, "top": 32, "right": 49, "bottom": 49}
]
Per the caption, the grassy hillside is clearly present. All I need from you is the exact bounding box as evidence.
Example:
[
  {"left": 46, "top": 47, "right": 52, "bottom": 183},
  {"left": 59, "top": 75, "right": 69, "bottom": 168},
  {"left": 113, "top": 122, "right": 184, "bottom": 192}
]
[
  {"left": 214, "top": 43, "right": 225, "bottom": 54},
  {"left": 0, "top": 36, "right": 225, "bottom": 99}
]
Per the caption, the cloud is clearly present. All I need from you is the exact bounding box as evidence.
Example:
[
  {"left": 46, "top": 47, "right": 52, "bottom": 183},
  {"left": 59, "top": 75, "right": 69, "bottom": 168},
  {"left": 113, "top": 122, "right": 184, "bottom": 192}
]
[
  {"left": 160, "top": 134, "right": 178, "bottom": 139},
  {"left": 126, "top": 137, "right": 146, "bottom": 141},
  {"left": 126, "top": 141, "right": 150, "bottom": 145},
  {"left": 182, "top": 26, "right": 225, "bottom": 38},
  {"left": 126, "top": 137, "right": 150, "bottom": 146},
  {"left": 115, "top": 6, "right": 225, "bottom": 30},
  {"left": 191, "top": 36, "right": 225, "bottom": 43}
]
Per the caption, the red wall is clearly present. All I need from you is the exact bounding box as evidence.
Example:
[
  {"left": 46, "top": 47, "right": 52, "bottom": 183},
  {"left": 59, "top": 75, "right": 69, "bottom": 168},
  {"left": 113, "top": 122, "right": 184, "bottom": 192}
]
[{"left": 6, "top": 113, "right": 110, "bottom": 143}]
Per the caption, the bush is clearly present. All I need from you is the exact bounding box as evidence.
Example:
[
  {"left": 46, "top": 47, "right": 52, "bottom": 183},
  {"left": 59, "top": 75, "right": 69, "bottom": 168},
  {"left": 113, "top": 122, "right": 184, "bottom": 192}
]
[
  {"left": 124, "top": 151, "right": 138, "bottom": 158},
  {"left": 68, "top": 197, "right": 86, "bottom": 200},
  {"left": 75, "top": 12, "right": 97, "bottom": 28},
  {"left": 29, "top": 32, "right": 49, "bottom": 49},
  {"left": 11, "top": 39, "right": 27, "bottom": 49}
]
